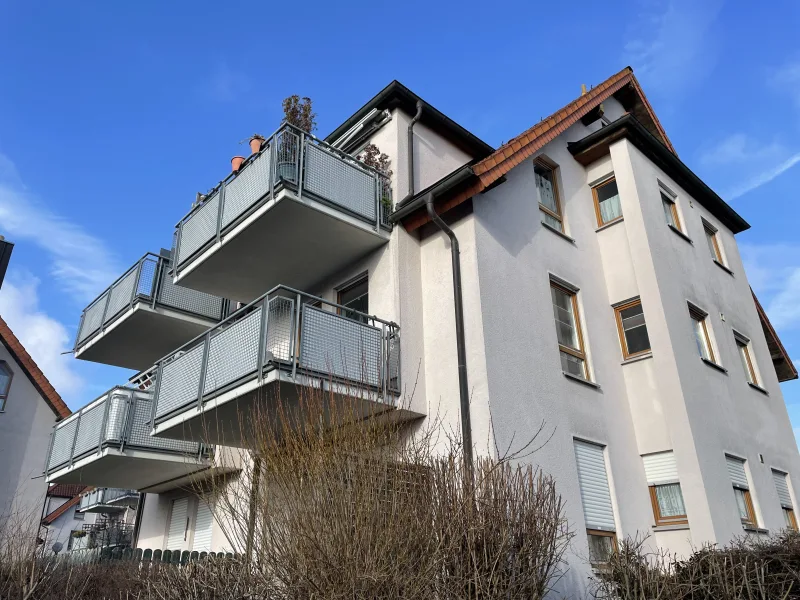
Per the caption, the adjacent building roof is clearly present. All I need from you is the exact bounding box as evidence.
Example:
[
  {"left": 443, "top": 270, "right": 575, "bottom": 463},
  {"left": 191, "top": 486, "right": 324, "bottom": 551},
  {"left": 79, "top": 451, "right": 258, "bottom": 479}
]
[
  {"left": 0, "top": 316, "right": 70, "bottom": 420},
  {"left": 47, "top": 483, "right": 87, "bottom": 498},
  {"left": 753, "top": 291, "right": 798, "bottom": 382},
  {"left": 42, "top": 493, "right": 85, "bottom": 525}
]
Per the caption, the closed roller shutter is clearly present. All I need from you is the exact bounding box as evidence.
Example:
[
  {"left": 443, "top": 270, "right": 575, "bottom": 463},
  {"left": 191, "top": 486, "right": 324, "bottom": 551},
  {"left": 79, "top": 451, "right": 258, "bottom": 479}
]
[
  {"left": 192, "top": 501, "right": 214, "bottom": 552},
  {"left": 643, "top": 451, "right": 679, "bottom": 483},
  {"left": 773, "top": 470, "right": 793, "bottom": 509},
  {"left": 726, "top": 456, "right": 749, "bottom": 489},
  {"left": 166, "top": 497, "right": 189, "bottom": 551},
  {"left": 574, "top": 440, "right": 616, "bottom": 531}
]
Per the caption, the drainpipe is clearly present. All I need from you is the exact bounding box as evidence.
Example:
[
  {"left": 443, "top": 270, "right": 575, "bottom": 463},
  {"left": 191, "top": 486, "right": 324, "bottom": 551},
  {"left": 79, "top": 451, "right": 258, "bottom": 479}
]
[
  {"left": 406, "top": 101, "right": 424, "bottom": 199},
  {"left": 132, "top": 493, "right": 145, "bottom": 549},
  {"left": 425, "top": 193, "right": 474, "bottom": 482}
]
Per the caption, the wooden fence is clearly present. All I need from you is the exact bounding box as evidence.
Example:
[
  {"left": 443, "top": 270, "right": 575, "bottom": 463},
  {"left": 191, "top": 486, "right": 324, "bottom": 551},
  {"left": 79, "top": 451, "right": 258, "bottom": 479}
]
[{"left": 62, "top": 546, "right": 237, "bottom": 565}]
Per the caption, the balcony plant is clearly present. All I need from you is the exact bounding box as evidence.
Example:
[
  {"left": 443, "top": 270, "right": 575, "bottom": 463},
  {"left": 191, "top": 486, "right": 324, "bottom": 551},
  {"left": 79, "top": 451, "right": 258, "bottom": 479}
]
[
  {"left": 277, "top": 95, "right": 317, "bottom": 182},
  {"left": 358, "top": 143, "right": 393, "bottom": 208},
  {"left": 249, "top": 133, "right": 266, "bottom": 154}
]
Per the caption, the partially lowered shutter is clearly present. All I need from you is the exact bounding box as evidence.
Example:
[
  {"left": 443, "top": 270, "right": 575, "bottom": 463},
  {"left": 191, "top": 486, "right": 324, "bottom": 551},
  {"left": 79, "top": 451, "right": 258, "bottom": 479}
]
[
  {"left": 726, "top": 456, "right": 749, "bottom": 489},
  {"left": 773, "top": 470, "right": 793, "bottom": 509},
  {"left": 574, "top": 440, "right": 616, "bottom": 531},
  {"left": 166, "top": 497, "right": 189, "bottom": 550},
  {"left": 192, "top": 500, "right": 214, "bottom": 552},
  {"left": 643, "top": 451, "right": 679, "bottom": 483}
]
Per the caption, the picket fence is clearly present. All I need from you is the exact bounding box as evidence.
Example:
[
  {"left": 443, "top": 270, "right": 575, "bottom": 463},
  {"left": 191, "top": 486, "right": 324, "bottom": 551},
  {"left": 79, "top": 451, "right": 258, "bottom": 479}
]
[{"left": 62, "top": 546, "right": 237, "bottom": 565}]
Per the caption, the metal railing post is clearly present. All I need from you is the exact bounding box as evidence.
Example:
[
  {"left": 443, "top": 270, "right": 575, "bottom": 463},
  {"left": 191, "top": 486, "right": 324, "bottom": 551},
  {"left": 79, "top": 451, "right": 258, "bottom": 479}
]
[
  {"left": 381, "top": 323, "right": 388, "bottom": 399},
  {"left": 175, "top": 220, "right": 184, "bottom": 268},
  {"left": 297, "top": 133, "right": 305, "bottom": 199},
  {"left": 68, "top": 412, "right": 82, "bottom": 467},
  {"left": 74, "top": 310, "right": 86, "bottom": 351},
  {"left": 291, "top": 293, "right": 302, "bottom": 379},
  {"left": 120, "top": 391, "right": 138, "bottom": 452},
  {"left": 150, "top": 361, "right": 163, "bottom": 427},
  {"left": 375, "top": 173, "right": 380, "bottom": 232},
  {"left": 216, "top": 181, "right": 226, "bottom": 242},
  {"left": 268, "top": 138, "right": 275, "bottom": 199},
  {"left": 151, "top": 257, "right": 165, "bottom": 309},
  {"left": 99, "top": 395, "right": 111, "bottom": 454},
  {"left": 98, "top": 292, "right": 111, "bottom": 332},
  {"left": 256, "top": 297, "right": 269, "bottom": 381},
  {"left": 43, "top": 427, "right": 56, "bottom": 475},
  {"left": 130, "top": 258, "right": 144, "bottom": 311},
  {"left": 196, "top": 333, "right": 212, "bottom": 408}
]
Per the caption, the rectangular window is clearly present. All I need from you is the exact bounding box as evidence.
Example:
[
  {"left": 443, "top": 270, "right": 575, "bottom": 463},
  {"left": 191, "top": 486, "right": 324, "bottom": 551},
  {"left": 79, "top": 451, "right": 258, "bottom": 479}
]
[
  {"left": 689, "top": 305, "right": 715, "bottom": 363},
  {"left": 660, "top": 190, "right": 682, "bottom": 232},
  {"left": 643, "top": 452, "right": 688, "bottom": 526},
  {"left": 73, "top": 508, "right": 85, "bottom": 521},
  {"left": 614, "top": 299, "right": 651, "bottom": 359},
  {"left": 773, "top": 470, "right": 797, "bottom": 531},
  {"left": 337, "top": 276, "right": 369, "bottom": 322},
  {"left": 0, "top": 361, "right": 12, "bottom": 411},
  {"left": 703, "top": 220, "right": 724, "bottom": 264},
  {"left": 727, "top": 456, "right": 757, "bottom": 527},
  {"left": 592, "top": 177, "right": 622, "bottom": 226},
  {"left": 535, "top": 158, "right": 564, "bottom": 232},
  {"left": 574, "top": 440, "right": 616, "bottom": 564},
  {"left": 550, "top": 281, "right": 589, "bottom": 379},
  {"left": 734, "top": 333, "right": 759, "bottom": 386}
]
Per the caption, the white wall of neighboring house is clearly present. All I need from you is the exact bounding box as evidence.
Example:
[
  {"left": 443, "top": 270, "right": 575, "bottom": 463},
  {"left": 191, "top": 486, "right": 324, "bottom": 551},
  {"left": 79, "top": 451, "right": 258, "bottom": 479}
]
[{"left": 42, "top": 501, "right": 97, "bottom": 554}]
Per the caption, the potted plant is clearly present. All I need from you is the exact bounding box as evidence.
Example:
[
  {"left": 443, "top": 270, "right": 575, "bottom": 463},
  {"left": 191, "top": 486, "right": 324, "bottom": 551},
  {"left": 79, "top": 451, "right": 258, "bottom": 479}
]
[
  {"left": 357, "top": 143, "right": 393, "bottom": 209},
  {"left": 231, "top": 156, "right": 246, "bottom": 173},
  {"left": 278, "top": 95, "right": 317, "bottom": 182},
  {"left": 249, "top": 134, "right": 266, "bottom": 155}
]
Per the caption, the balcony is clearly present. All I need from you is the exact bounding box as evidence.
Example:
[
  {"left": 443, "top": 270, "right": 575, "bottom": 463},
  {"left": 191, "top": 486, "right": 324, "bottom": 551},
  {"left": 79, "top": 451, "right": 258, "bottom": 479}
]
[
  {"left": 151, "top": 286, "right": 413, "bottom": 447},
  {"left": 78, "top": 488, "right": 139, "bottom": 513},
  {"left": 171, "top": 124, "right": 392, "bottom": 303},
  {"left": 74, "top": 252, "right": 228, "bottom": 371},
  {"left": 45, "top": 386, "right": 221, "bottom": 493}
]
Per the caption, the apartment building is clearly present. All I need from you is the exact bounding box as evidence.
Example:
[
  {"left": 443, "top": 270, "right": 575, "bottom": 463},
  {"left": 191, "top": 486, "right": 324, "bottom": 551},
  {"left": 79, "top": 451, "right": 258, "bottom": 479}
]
[{"left": 43, "top": 66, "right": 799, "bottom": 590}]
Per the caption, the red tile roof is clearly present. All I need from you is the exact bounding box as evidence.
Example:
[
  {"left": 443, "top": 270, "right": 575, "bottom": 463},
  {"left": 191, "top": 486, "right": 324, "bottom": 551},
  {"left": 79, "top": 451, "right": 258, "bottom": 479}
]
[
  {"left": 0, "top": 316, "right": 70, "bottom": 419},
  {"left": 47, "top": 483, "right": 87, "bottom": 498},
  {"left": 42, "top": 494, "right": 82, "bottom": 525}
]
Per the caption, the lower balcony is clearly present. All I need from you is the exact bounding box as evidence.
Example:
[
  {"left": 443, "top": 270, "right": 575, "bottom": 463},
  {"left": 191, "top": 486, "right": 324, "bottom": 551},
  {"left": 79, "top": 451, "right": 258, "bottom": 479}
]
[
  {"left": 78, "top": 488, "right": 139, "bottom": 513},
  {"left": 74, "top": 252, "right": 228, "bottom": 371},
  {"left": 45, "top": 386, "right": 229, "bottom": 493},
  {"left": 151, "top": 286, "right": 418, "bottom": 447}
]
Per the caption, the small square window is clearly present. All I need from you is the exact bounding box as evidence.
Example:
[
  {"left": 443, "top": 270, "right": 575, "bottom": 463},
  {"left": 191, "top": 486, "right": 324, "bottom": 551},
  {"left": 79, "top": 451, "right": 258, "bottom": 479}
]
[
  {"left": 614, "top": 300, "right": 651, "bottom": 359},
  {"left": 784, "top": 507, "right": 798, "bottom": 531},
  {"left": 0, "top": 361, "right": 12, "bottom": 411},
  {"left": 660, "top": 190, "right": 682, "bottom": 232},
  {"left": 689, "top": 306, "right": 716, "bottom": 363},
  {"left": 587, "top": 529, "right": 616, "bottom": 565},
  {"left": 534, "top": 159, "right": 564, "bottom": 233},
  {"left": 649, "top": 483, "right": 688, "bottom": 526},
  {"left": 593, "top": 178, "right": 622, "bottom": 226},
  {"left": 703, "top": 220, "right": 725, "bottom": 264}
]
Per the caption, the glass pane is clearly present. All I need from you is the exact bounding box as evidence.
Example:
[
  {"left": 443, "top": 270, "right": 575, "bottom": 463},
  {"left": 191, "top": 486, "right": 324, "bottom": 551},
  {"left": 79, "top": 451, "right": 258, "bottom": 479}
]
[
  {"left": 551, "top": 287, "right": 578, "bottom": 350},
  {"left": 0, "top": 364, "right": 10, "bottom": 396},
  {"left": 661, "top": 194, "right": 676, "bottom": 227},
  {"left": 561, "top": 351, "right": 585, "bottom": 378},
  {"left": 705, "top": 229, "right": 719, "bottom": 260},
  {"left": 541, "top": 209, "right": 563, "bottom": 232},
  {"left": 693, "top": 318, "right": 711, "bottom": 360},
  {"left": 339, "top": 279, "right": 368, "bottom": 322},
  {"left": 588, "top": 533, "right": 614, "bottom": 564},
  {"left": 734, "top": 488, "right": 750, "bottom": 521},
  {"left": 620, "top": 303, "right": 650, "bottom": 354},
  {"left": 596, "top": 180, "right": 622, "bottom": 224},
  {"left": 784, "top": 508, "right": 796, "bottom": 529},
  {"left": 535, "top": 164, "right": 559, "bottom": 214},
  {"left": 738, "top": 343, "right": 755, "bottom": 384},
  {"left": 655, "top": 484, "right": 686, "bottom": 517}
]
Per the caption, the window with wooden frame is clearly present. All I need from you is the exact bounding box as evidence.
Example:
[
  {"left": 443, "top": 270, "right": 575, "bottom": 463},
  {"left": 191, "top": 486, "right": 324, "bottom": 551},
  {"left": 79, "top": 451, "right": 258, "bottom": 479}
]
[
  {"left": 772, "top": 470, "right": 797, "bottom": 531},
  {"left": 592, "top": 177, "right": 623, "bottom": 227},
  {"left": 734, "top": 332, "right": 759, "bottom": 386},
  {"left": 688, "top": 304, "right": 716, "bottom": 363},
  {"left": 660, "top": 187, "right": 682, "bottom": 232},
  {"left": 614, "top": 299, "right": 651, "bottom": 359},
  {"left": 534, "top": 158, "right": 564, "bottom": 233},
  {"left": 587, "top": 529, "right": 617, "bottom": 565},
  {"left": 643, "top": 451, "right": 688, "bottom": 526},
  {"left": 703, "top": 220, "right": 725, "bottom": 264},
  {"left": 550, "top": 281, "right": 589, "bottom": 380},
  {"left": 727, "top": 456, "right": 758, "bottom": 528},
  {"left": 0, "top": 361, "right": 12, "bottom": 411}
]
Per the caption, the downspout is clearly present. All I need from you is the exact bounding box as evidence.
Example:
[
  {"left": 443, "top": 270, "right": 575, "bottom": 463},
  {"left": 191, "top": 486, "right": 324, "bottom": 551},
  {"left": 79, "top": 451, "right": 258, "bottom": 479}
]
[
  {"left": 406, "top": 100, "right": 424, "bottom": 199},
  {"left": 132, "top": 493, "right": 145, "bottom": 548},
  {"left": 425, "top": 193, "right": 474, "bottom": 482}
]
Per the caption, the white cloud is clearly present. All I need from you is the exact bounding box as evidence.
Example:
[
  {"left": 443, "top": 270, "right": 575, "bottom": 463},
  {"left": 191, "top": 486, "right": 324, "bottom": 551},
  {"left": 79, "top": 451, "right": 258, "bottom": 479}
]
[
  {"left": 726, "top": 151, "right": 800, "bottom": 200},
  {"left": 0, "top": 152, "right": 119, "bottom": 304},
  {"left": 769, "top": 59, "right": 800, "bottom": 108},
  {"left": 0, "top": 272, "right": 84, "bottom": 398},
  {"left": 699, "top": 133, "right": 785, "bottom": 167},
  {"left": 741, "top": 243, "right": 800, "bottom": 331}
]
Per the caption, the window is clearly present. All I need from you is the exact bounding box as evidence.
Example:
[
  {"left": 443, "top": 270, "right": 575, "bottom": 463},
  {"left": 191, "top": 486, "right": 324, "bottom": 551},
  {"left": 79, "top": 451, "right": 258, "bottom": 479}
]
[
  {"left": 73, "top": 507, "right": 85, "bottom": 521},
  {"left": 614, "top": 299, "right": 651, "bottom": 359},
  {"left": 660, "top": 189, "right": 682, "bottom": 232},
  {"left": 734, "top": 333, "right": 759, "bottom": 386},
  {"left": 703, "top": 220, "right": 724, "bottom": 264},
  {"left": 534, "top": 158, "right": 564, "bottom": 233},
  {"left": 0, "top": 361, "right": 12, "bottom": 411},
  {"left": 337, "top": 276, "right": 368, "bottom": 322},
  {"left": 643, "top": 452, "right": 688, "bottom": 526},
  {"left": 574, "top": 440, "right": 617, "bottom": 564},
  {"left": 727, "top": 456, "right": 757, "bottom": 528},
  {"left": 550, "top": 281, "right": 589, "bottom": 379},
  {"left": 772, "top": 470, "right": 797, "bottom": 531},
  {"left": 592, "top": 177, "right": 622, "bottom": 226},
  {"left": 689, "top": 305, "right": 715, "bottom": 363}
]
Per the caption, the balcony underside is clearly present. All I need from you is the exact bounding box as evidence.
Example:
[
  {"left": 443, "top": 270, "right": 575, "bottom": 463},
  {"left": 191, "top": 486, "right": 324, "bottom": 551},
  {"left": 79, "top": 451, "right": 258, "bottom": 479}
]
[
  {"left": 80, "top": 503, "right": 127, "bottom": 514},
  {"left": 75, "top": 305, "right": 218, "bottom": 371},
  {"left": 174, "top": 190, "right": 390, "bottom": 304},
  {"left": 152, "top": 370, "right": 421, "bottom": 448},
  {"left": 46, "top": 447, "right": 215, "bottom": 493}
]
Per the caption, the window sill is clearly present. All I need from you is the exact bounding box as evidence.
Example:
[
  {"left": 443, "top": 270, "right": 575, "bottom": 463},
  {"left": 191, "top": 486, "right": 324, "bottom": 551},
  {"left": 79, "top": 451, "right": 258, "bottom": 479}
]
[
  {"left": 652, "top": 524, "right": 690, "bottom": 532},
  {"left": 668, "top": 224, "right": 693, "bottom": 244},
  {"left": 563, "top": 371, "right": 601, "bottom": 389},
  {"left": 748, "top": 382, "right": 769, "bottom": 396},
  {"left": 541, "top": 221, "right": 576, "bottom": 244},
  {"left": 743, "top": 526, "right": 769, "bottom": 535},
  {"left": 701, "top": 357, "right": 728, "bottom": 374},
  {"left": 713, "top": 260, "right": 734, "bottom": 276},
  {"left": 621, "top": 352, "right": 653, "bottom": 366},
  {"left": 596, "top": 218, "right": 624, "bottom": 233}
]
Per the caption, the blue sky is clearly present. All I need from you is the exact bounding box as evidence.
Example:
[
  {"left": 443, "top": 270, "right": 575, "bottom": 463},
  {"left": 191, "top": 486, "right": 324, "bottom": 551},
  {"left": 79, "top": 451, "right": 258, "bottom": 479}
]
[{"left": 0, "top": 0, "right": 799, "bottom": 437}]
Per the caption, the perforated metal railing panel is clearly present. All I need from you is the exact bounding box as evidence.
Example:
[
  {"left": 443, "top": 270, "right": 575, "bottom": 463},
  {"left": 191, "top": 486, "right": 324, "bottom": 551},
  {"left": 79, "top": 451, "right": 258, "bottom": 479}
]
[
  {"left": 72, "top": 402, "right": 109, "bottom": 458},
  {"left": 77, "top": 293, "right": 108, "bottom": 343},
  {"left": 48, "top": 419, "right": 78, "bottom": 470},
  {"left": 304, "top": 144, "right": 377, "bottom": 223},
  {"left": 136, "top": 257, "right": 158, "bottom": 298},
  {"left": 266, "top": 297, "right": 294, "bottom": 362},
  {"left": 221, "top": 147, "right": 271, "bottom": 229},
  {"left": 104, "top": 267, "right": 138, "bottom": 324},
  {"left": 299, "top": 306, "right": 382, "bottom": 387},
  {"left": 178, "top": 192, "right": 219, "bottom": 265},
  {"left": 157, "top": 265, "right": 223, "bottom": 320},
  {"left": 203, "top": 308, "right": 261, "bottom": 395},
  {"left": 386, "top": 332, "right": 400, "bottom": 393},
  {"left": 128, "top": 395, "right": 200, "bottom": 454},
  {"left": 156, "top": 344, "right": 204, "bottom": 419}
]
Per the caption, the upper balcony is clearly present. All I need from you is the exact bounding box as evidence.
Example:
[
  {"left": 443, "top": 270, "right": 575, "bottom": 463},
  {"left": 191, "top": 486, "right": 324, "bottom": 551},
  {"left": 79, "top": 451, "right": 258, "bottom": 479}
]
[
  {"left": 45, "top": 386, "right": 224, "bottom": 493},
  {"left": 78, "top": 488, "right": 139, "bottom": 513},
  {"left": 151, "top": 285, "right": 412, "bottom": 447},
  {"left": 74, "top": 252, "right": 228, "bottom": 371},
  {"left": 171, "top": 124, "right": 393, "bottom": 303}
]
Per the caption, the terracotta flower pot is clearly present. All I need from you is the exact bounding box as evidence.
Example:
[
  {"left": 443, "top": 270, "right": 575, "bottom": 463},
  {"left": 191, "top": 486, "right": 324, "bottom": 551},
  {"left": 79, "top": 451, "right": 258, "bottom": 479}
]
[
  {"left": 249, "top": 136, "right": 265, "bottom": 154},
  {"left": 231, "top": 156, "right": 246, "bottom": 173}
]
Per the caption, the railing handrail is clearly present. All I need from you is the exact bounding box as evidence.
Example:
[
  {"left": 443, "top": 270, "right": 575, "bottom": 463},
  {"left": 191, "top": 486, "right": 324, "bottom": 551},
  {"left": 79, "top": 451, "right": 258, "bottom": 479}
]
[
  {"left": 78, "top": 253, "right": 163, "bottom": 316},
  {"left": 53, "top": 386, "right": 136, "bottom": 430}
]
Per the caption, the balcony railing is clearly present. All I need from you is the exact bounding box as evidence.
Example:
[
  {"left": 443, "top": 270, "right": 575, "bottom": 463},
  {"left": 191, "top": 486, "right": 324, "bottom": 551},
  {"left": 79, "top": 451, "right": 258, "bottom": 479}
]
[
  {"left": 78, "top": 488, "right": 139, "bottom": 512},
  {"left": 172, "top": 123, "right": 392, "bottom": 273},
  {"left": 152, "top": 285, "right": 400, "bottom": 424},
  {"left": 46, "top": 386, "right": 207, "bottom": 476},
  {"left": 75, "top": 252, "right": 227, "bottom": 351},
  {"left": 77, "top": 523, "right": 135, "bottom": 550}
]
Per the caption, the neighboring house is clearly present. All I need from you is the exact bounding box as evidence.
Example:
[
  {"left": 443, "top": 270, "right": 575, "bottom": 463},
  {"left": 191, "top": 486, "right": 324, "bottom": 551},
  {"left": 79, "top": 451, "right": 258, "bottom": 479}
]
[
  {"left": 0, "top": 316, "right": 71, "bottom": 520},
  {"left": 43, "top": 66, "right": 800, "bottom": 594},
  {"left": 41, "top": 484, "right": 94, "bottom": 553}
]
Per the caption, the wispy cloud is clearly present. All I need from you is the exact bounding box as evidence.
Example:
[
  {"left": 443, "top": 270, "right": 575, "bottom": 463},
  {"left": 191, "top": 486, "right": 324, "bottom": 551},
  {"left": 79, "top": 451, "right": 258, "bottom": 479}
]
[
  {"left": 740, "top": 242, "right": 800, "bottom": 331},
  {"left": 726, "top": 152, "right": 800, "bottom": 200},
  {"left": 0, "top": 152, "right": 120, "bottom": 304},
  {"left": 203, "top": 61, "right": 252, "bottom": 103},
  {"left": 769, "top": 59, "right": 800, "bottom": 108},
  {"left": 699, "top": 133, "right": 785, "bottom": 167}
]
